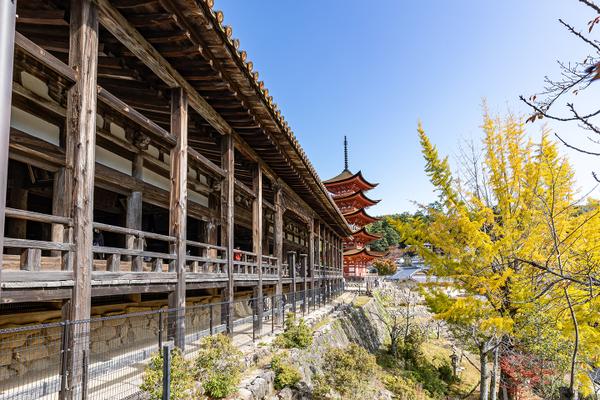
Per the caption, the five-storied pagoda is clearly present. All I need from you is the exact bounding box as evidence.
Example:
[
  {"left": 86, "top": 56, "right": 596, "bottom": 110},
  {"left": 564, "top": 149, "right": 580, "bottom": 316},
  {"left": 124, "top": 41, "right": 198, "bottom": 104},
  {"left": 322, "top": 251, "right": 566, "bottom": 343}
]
[{"left": 324, "top": 137, "right": 384, "bottom": 279}]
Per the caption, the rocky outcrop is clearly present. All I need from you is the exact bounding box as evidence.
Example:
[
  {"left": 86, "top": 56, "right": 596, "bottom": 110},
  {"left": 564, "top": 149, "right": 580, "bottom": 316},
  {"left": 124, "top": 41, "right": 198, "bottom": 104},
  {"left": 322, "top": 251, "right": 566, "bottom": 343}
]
[{"left": 237, "top": 296, "right": 391, "bottom": 399}]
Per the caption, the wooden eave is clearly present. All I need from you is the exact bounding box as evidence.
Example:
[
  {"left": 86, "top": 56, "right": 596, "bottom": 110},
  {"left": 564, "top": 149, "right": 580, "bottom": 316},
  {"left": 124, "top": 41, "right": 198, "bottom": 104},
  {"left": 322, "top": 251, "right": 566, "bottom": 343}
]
[{"left": 15, "top": 0, "right": 351, "bottom": 236}]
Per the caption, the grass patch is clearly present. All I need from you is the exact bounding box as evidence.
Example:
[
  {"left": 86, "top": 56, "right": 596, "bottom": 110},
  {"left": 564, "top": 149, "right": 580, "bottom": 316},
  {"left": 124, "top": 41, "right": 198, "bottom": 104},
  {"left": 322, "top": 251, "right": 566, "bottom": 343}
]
[
  {"left": 420, "top": 339, "right": 480, "bottom": 397},
  {"left": 312, "top": 316, "right": 332, "bottom": 331},
  {"left": 352, "top": 295, "right": 371, "bottom": 308}
]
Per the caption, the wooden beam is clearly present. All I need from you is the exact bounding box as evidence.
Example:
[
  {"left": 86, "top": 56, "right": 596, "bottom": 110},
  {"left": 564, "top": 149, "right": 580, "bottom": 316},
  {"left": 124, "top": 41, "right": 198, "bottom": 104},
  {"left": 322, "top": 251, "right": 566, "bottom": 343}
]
[
  {"left": 97, "top": 86, "right": 176, "bottom": 145},
  {"left": 235, "top": 178, "right": 255, "bottom": 199},
  {"left": 14, "top": 31, "right": 76, "bottom": 82},
  {"left": 65, "top": 1, "right": 99, "bottom": 398},
  {"left": 169, "top": 87, "right": 188, "bottom": 349},
  {"left": 252, "top": 165, "right": 263, "bottom": 330},
  {"left": 93, "top": 0, "right": 233, "bottom": 135},
  {"left": 188, "top": 147, "right": 225, "bottom": 178},
  {"left": 221, "top": 134, "right": 234, "bottom": 334}
]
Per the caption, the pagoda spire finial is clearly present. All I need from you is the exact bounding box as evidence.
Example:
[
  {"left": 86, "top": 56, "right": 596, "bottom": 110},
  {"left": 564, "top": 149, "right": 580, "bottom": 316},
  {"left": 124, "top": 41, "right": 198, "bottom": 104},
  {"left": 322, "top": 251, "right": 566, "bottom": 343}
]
[{"left": 344, "top": 136, "right": 349, "bottom": 171}]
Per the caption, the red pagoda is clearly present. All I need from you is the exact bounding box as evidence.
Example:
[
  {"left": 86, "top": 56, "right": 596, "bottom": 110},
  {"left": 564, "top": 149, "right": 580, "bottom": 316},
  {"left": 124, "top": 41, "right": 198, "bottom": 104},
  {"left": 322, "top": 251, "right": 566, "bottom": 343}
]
[{"left": 324, "top": 137, "right": 384, "bottom": 279}]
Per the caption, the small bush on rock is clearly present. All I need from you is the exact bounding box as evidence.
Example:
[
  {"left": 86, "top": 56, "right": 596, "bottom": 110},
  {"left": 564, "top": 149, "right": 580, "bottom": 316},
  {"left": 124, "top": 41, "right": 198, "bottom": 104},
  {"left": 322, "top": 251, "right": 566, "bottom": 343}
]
[
  {"left": 382, "top": 374, "right": 432, "bottom": 400},
  {"left": 313, "top": 344, "right": 377, "bottom": 399},
  {"left": 274, "top": 313, "right": 313, "bottom": 349},
  {"left": 195, "top": 334, "right": 243, "bottom": 399},
  {"left": 271, "top": 352, "right": 302, "bottom": 390},
  {"left": 140, "top": 348, "right": 195, "bottom": 400}
]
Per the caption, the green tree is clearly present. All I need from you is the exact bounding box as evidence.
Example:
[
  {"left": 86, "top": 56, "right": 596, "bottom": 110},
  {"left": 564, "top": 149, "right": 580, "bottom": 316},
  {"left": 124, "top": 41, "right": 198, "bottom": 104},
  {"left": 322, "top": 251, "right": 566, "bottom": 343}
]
[{"left": 372, "top": 258, "right": 397, "bottom": 275}]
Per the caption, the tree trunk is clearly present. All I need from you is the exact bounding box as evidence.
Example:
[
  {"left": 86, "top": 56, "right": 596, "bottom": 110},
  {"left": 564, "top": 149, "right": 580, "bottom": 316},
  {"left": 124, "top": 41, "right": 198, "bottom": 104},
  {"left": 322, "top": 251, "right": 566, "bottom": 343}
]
[
  {"left": 564, "top": 288, "right": 579, "bottom": 400},
  {"left": 479, "top": 344, "right": 490, "bottom": 400},
  {"left": 490, "top": 341, "right": 499, "bottom": 400}
]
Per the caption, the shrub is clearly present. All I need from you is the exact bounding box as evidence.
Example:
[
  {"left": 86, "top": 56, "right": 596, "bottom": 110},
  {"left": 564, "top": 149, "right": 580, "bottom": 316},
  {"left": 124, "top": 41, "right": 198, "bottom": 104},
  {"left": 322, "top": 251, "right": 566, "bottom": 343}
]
[
  {"left": 274, "top": 313, "right": 313, "bottom": 349},
  {"left": 382, "top": 374, "right": 430, "bottom": 400},
  {"left": 314, "top": 344, "right": 377, "bottom": 399},
  {"left": 406, "top": 364, "right": 448, "bottom": 397},
  {"left": 195, "top": 334, "right": 243, "bottom": 398},
  {"left": 271, "top": 352, "right": 302, "bottom": 390},
  {"left": 399, "top": 327, "right": 424, "bottom": 367},
  {"left": 437, "top": 362, "right": 455, "bottom": 384},
  {"left": 140, "top": 348, "right": 195, "bottom": 400}
]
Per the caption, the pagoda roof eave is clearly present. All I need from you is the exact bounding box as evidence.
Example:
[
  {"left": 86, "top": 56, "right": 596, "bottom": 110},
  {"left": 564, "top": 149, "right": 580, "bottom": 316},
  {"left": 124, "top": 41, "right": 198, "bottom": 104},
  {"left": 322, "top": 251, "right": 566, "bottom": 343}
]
[
  {"left": 333, "top": 190, "right": 380, "bottom": 206},
  {"left": 350, "top": 226, "right": 382, "bottom": 241},
  {"left": 324, "top": 169, "right": 378, "bottom": 189},
  {"left": 343, "top": 208, "right": 380, "bottom": 222},
  {"left": 344, "top": 247, "right": 386, "bottom": 259}
]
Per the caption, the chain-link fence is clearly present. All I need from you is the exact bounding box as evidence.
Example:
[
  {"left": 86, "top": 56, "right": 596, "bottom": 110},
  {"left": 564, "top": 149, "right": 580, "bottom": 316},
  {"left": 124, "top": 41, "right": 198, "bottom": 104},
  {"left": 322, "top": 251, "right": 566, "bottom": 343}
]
[{"left": 0, "top": 285, "right": 343, "bottom": 400}]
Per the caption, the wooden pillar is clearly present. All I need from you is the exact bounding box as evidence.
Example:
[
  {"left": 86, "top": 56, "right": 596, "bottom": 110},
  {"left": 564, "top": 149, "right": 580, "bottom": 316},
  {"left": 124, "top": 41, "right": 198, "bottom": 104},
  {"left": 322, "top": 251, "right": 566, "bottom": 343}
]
[
  {"left": 0, "top": 0, "right": 16, "bottom": 276},
  {"left": 65, "top": 0, "right": 99, "bottom": 397},
  {"left": 221, "top": 134, "right": 234, "bottom": 334},
  {"left": 168, "top": 88, "right": 188, "bottom": 349},
  {"left": 252, "top": 166, "right": 263, "bottom": 330},
  {"left": 52, "top": 168, "right": 71, "bottom": 268},
  {"left": 288, "top": 251, "right": 297, "bottom": 313},
  {"left": 273, "top": 186, "right": 283, "bottom": 298},
  {"left": 300, "top": 253, "right": 308, "bottom": 312},
  {"left": 127, "top": 152, "right": 143, "bottom": 271},
  {"left": 308, "top": 219, "right": 315, "bottom": 304}
]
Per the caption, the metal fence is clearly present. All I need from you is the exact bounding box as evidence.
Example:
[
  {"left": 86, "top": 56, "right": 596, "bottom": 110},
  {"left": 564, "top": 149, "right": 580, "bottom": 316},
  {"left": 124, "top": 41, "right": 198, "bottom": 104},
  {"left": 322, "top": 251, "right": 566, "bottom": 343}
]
[{"left": 0, "top": 285, "right": 343, "bottom": 400}]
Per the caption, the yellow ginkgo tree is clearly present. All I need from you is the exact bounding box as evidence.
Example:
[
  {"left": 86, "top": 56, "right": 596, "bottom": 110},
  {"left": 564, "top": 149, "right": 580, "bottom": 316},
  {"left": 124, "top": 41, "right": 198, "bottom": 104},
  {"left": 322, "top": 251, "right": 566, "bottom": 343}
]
[{"left": 407, "top": 113, "right": 600, "bottom": 400}]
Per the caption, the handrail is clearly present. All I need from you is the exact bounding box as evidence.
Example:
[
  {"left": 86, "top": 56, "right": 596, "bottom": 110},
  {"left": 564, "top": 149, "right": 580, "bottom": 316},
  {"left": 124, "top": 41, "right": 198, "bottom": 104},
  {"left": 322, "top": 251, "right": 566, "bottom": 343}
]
[
  {"left": 92, "top": 222, "right": 175, "bottom": 242},
  {"left": 233, "top": 249, "right": 256, "bottom": 257},
  {"left": 92, "top": 246, "right": 176, "bottom": 259},
  {"left": 5, "top": 207, "right": 72, "bottom": 226},
  {"left": 3, "top": 238, "right": 73, "bottom": 251},
  {"left": 186, "top": 239, "right": 226, "bottom": 252}
]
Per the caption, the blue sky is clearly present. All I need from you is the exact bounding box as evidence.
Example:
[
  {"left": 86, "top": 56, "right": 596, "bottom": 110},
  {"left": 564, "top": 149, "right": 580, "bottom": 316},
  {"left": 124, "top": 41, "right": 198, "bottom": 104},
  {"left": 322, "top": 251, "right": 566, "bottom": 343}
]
[{"left": 215, "top": 1, "right": 598, "bottom": 215}]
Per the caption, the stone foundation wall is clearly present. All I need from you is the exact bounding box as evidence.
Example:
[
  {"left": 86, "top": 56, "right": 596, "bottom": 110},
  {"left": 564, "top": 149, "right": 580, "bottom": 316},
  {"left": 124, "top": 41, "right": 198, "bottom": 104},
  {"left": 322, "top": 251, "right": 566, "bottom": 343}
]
[{"left": 0, "top": 296, "right": 223, "bottom": 383}]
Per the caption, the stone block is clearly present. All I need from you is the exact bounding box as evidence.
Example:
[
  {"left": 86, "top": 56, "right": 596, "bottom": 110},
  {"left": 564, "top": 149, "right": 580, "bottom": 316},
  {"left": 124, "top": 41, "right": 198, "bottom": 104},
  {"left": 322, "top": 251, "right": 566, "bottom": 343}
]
[
  {"left": 0, "top": 350, "right": 12, "bottom": 366},
  {"left": 91, "top": 340, "right": 110, "bottom": 355},
  {"left": 93, "top": 325, "right": 117, "bottom": 341},
  {"left": 14, "top": 345, "right": 48, "bottom": 362},
  {"left": 236, "top": 388, "right": 253, "bottom": 400},
  {"left": 0, "top": 366, "right": 15, "bottom": 381}
]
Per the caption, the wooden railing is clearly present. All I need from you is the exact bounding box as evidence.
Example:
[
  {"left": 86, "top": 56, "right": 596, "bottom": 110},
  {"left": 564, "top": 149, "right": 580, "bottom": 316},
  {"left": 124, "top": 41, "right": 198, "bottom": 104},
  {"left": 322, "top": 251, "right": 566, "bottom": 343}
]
[
  {"left": 232, "top": 250, "right": 258, "bottom": 275},
  {"left": 91, "top": 222, "right": 175, "bottom": 272},
  {"left": 2, "top": 211, "right": 339, "bottom": 282},
  {"left": 261, "top": 255, "right": 278, "bottom": 277},
  {"left": 186, "top": 240, "right": 227, "bottom": 274},
  {"left": 2, "top": 208, "right": 73, "bottom": 272},
  {"left": 282, "top": 263, "right": 290, "bottom": 278},
  {"left": 313, "top": 265, "right": 341, "bottom": 278}
]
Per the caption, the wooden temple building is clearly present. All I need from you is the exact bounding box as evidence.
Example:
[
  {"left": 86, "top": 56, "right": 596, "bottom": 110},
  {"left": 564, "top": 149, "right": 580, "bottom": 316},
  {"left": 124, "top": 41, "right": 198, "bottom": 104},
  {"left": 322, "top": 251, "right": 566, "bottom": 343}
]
[
  {"left": 0, "top": 0, "right": 348, "bottom": 368},
  {"left": 324, "top": 137, "right": 383, "bottom": 279}
]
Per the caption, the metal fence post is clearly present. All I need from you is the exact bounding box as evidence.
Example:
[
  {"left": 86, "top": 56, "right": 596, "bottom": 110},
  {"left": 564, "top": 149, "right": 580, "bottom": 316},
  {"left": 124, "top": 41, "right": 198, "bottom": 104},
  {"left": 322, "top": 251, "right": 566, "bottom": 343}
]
[
  {"left": 162, "top": 344, "right": 172, "bottom": 400},
  {"left": 59, "top": 321, "right": 70, "bottom": 400},
  {"left": 82, "top": 348, "right": 88, "bottom": 400},
  {"left": 158, "top": 310, "right": 163, "bottom": 351},
  {"left": 252, "top": 298, "right": 256, "bottom": 342},
  {"left": 209, "top": 303, "right": 214, "bottom": 335},
  {"left": 271, "top": 295, "right": 275, "bottom": 334}
]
